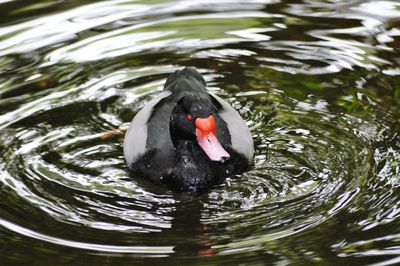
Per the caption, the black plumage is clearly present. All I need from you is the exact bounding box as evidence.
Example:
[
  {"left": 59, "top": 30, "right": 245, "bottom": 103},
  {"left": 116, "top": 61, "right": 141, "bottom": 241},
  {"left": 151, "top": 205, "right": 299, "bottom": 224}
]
[{"left": 124, "top": 67, "right": 253, "bottom": 195}]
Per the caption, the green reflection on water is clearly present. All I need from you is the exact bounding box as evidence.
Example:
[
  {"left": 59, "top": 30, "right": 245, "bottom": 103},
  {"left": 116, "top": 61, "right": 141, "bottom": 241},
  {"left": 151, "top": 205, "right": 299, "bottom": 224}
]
[{"left": 0, "top": 0, "right": 399, "bottom": 265}]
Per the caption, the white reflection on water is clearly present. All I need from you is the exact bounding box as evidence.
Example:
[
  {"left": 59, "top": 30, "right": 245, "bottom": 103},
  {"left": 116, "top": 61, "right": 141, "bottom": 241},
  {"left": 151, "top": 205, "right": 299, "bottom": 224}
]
[{"left": 0, "top": 218, "right": 175, "bottom": 254}]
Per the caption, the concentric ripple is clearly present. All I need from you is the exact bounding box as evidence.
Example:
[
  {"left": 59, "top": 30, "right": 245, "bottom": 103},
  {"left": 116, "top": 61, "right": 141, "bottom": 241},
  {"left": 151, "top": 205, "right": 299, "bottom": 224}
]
[{"left": 0, "top": 0, "right": 399, "bottom": 265}]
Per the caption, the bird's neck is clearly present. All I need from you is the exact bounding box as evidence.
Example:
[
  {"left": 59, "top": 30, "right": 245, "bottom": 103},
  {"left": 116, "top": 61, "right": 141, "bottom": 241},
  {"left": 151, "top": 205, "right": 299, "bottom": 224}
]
[
  {"left": 174, "top": 140, "right": 208, "bottom": 166},
  {"left": 171, "top": 140, "right": 215, "bottom": 194}
]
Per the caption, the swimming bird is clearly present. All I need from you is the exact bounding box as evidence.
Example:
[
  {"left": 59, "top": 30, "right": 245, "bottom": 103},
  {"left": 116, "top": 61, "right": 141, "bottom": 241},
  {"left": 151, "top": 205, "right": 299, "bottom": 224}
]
[{"left": 124, "top": 67, "right": 253, "bottom": 195}]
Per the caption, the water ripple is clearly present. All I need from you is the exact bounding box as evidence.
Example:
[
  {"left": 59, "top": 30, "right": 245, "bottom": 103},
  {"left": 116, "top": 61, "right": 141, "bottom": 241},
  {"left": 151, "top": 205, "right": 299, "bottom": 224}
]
[{"left": 0, "top": 0, "right": 399, "bottom": 264}]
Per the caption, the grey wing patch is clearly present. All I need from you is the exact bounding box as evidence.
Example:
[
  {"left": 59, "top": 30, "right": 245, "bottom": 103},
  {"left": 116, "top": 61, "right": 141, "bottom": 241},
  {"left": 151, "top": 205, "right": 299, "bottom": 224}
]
[
  {"left": 123, "top": 91, "right": 171, "bottom": 166},
  {"left": 210, "top": 93, "right": 254, "bottom": 162}
]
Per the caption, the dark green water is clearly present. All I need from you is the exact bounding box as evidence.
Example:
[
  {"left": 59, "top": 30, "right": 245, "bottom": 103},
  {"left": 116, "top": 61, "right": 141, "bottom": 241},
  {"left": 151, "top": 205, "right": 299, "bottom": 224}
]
[{"left": 0, "top": 0, "right": 399, "bottom": 265}]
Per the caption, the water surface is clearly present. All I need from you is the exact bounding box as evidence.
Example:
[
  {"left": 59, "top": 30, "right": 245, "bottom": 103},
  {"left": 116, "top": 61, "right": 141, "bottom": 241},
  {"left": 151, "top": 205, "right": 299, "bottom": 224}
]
[{"left": 0, "top": 0, "right": 399, "bottom": 265}]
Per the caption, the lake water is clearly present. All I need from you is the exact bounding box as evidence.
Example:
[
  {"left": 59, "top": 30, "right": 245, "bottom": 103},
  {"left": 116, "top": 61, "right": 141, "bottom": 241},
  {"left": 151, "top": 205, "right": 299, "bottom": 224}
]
[{"left": 0, "top": 0, "right": 399, "bottom": 265}]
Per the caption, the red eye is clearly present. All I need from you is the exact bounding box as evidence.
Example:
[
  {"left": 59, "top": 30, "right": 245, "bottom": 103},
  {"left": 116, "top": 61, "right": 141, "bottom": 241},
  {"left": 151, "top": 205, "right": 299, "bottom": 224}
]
[{"left": 186, "top": 114, "right": 193, "bottom": 121}]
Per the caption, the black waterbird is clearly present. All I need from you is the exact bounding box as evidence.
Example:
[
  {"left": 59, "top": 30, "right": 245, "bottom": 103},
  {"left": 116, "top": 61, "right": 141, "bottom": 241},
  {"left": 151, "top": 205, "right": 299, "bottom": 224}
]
[{"left": 124, "top": 67, "right": 254, "bottom": 195}]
